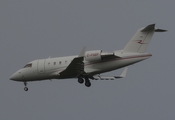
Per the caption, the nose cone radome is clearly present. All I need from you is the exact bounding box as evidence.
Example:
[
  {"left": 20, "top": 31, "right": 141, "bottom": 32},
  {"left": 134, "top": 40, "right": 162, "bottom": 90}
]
[
  {"left": 10, "top": 71, "right": 24, "bottom": 81},
  {"left": 10, "top": 73, "right": 18, "bottom": 81}
]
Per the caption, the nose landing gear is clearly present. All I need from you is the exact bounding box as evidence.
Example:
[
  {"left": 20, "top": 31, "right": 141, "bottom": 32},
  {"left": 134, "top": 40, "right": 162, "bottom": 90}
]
[
  {"left": 24, "top": 82, "right": 28, "bottom": 91},
  {"left": 24, "top": 87, "right": 28, "bottom": 91}
]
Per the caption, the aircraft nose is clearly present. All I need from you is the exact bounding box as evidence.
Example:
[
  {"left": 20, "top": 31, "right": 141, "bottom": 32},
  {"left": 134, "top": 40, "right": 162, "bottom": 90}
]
[
  {"left": 10, "top": 73, "right": 19, "bottom": 81},
  {"left": 10, "top": 71, "right": 24, "bottom": 81}
]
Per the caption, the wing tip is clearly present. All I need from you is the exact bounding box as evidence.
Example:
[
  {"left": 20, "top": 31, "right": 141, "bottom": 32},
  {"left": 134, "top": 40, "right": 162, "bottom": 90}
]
[
  {"left": 78, "top": 46, "right": 86, "bottom": 57},
  {"left": 120, "top": 67, "right": 128, "bottom": 78}
]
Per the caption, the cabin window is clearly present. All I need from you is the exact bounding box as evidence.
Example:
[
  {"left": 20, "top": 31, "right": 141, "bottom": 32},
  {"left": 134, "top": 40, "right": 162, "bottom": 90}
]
[
  {"left": 59, "top": 61, "right": 61, "bottom": 65},
  {"left": 23, "top": 63, "right": 32, "bottom": 68},
  {"left": 65, "top": 61, "right": 67, "bottom": 64},
  {"left": 54, "top": 62, "right": 56, "bottom": 65}
]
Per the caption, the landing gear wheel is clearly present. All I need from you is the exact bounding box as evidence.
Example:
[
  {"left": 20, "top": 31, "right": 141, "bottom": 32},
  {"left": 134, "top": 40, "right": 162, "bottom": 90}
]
[
  {"left": 78, "top": 78, "right": 84, "bottom": 84},
  {"left": 85, "top": 82, "right": 91, "bottom": 87},
  {"left": 85, "top": 77, "right": 91, "bottom": 87},
  {"left": 24, "top": 87, "right": 28, "bottom": 91},
  {"left": 23, "top": 82, "right": 28, "bottom": 91}
]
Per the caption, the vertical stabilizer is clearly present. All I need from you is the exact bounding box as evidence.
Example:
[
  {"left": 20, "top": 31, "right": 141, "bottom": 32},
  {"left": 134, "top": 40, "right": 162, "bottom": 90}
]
[{"left": 123, "top": 24, "right": 166, "bottom": 53}]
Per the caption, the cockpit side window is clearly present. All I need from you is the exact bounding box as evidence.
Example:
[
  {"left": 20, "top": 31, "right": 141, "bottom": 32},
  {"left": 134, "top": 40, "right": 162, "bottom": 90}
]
[{"left": 23, "top": 63, "right": 32, "bottom": 68}]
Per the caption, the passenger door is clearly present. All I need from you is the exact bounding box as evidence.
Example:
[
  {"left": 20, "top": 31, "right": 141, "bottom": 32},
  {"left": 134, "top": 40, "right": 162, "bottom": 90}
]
[{"left": 37, "top": 59, "right": 45, "bottom": 74}]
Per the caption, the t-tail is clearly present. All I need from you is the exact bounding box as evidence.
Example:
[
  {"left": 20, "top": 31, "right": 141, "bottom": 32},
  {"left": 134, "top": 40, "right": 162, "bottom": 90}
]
[{"left": 123, "top": 24, "right": 167, "bottom": 53}]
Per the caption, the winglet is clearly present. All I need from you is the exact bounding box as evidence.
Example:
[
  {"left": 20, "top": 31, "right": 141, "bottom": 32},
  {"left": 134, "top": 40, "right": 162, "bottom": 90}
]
[
  {"left": 113, "top": 67, "right": 128, "bottom": 78},
  {"left": 78, "top": 46, "right": 86, "bottom": 57},
  {"left": 119, "top": 67, "right": 128, "bottom": 78}
]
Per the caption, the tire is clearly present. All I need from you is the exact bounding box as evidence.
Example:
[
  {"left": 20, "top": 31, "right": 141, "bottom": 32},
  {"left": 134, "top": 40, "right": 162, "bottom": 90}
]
[
  {"left": 24, "top": 87, "right": 28, "bottom": 91},
  {"left": 78, "top": 78, "right": 84, "bottom": 84},
  {"left": 85, "top": 82, "right": 91, "bottom": 87}
]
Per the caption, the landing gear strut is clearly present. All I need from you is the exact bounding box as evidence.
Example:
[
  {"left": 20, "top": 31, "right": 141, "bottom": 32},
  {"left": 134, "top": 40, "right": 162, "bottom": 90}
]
[{"left": 24, "top": 82, "right": 28, "bottom": 91}]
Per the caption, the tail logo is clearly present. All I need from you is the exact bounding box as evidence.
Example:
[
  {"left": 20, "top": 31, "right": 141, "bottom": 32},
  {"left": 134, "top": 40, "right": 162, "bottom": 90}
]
[{"left": 135, "top": 40, "right": 147, "bottom": 44}]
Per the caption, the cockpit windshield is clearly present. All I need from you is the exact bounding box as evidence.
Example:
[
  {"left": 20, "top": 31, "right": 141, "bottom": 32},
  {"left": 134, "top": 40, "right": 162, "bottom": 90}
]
[{"left": 23, "top": 63, "right": 32, "bottom": 68}]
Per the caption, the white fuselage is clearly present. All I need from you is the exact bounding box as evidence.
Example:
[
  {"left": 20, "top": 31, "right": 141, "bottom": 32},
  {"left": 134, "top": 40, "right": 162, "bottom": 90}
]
[
  {"left": 9, "top": 24, "right": 166, "bottom": 90},
  {"left": 10, "top": 52, "right": 151, "bottom": 82}
]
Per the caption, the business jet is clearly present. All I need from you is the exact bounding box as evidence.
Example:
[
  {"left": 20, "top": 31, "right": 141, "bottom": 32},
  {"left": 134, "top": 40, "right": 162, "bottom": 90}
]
[{"left": 10, "top": 24, "right": 166, "bottom": 91}]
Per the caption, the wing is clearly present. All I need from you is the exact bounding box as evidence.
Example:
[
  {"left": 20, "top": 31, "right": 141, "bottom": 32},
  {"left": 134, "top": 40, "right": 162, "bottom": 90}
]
[
  {"left": 59, "top": 47, "right": 86, "bottom": 78},
  {"left": 59, "top": 57, "right": 84, "bottom": 78},
  {"left": 93, "top": 67, "right": 128, "bottom": 80}
]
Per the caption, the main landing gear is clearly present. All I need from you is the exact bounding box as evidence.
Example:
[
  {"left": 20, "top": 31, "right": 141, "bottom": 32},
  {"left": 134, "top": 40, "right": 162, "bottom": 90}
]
[
  {"left": 24, "top": 82, "right": 28, "bottom": 91},
  {"left": 78, "top": 77, "right": 91, "bottom": 87},
  {"left": 78, "top": 77, "right": 84, "bottom": 84}
]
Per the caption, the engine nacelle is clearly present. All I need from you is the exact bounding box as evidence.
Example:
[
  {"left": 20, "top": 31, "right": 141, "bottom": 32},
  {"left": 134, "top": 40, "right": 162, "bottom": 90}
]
[{"left": 85, "top": 50, "right": 114, "bottom": 62}]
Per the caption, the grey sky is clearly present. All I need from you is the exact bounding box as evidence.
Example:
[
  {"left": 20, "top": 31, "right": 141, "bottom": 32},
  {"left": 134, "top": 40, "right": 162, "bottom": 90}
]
[{"left": 1, "top": 0, "right": 175, "bottom": 120}]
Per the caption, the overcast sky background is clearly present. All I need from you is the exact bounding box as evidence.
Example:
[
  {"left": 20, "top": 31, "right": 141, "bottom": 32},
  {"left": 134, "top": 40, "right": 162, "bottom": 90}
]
[{"left": 1, "top": 0, "right": 175, "bottom": 120}]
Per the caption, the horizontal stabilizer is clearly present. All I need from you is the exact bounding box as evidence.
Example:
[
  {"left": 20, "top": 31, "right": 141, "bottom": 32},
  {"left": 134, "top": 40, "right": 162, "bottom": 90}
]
[
  {"left": 93, "top": 67, "right": 128, "bottom": 80},
  {"left": 155, "top": 29, "right": 167, "bottom": 32},
  {"left": 141, "top": 24, "right": 167, "bottom": 32}
]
